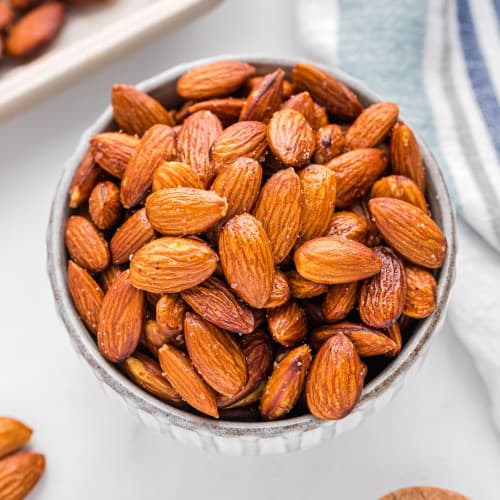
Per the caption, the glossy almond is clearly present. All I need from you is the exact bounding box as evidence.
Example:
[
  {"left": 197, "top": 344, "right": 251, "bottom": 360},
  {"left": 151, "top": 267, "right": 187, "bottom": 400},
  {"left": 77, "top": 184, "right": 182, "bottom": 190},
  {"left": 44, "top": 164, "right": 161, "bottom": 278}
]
[
  {"left": 263, "top": 270, "right": 291, "bottom": 308},
  {"left": 298, "top": 164, "right": 337, "bottom": 241},
  {"left": 184, "top": 313, "right": 247, "bottom": 397},
  {"left": 219, "top": 214, "right": 274, "bottom": 308},
  {"left": 177, "top": 60, "right": 256, "bottom": 100},
  {"left": 97, "top": 270, "right": 144, "bottom": 363},
  {"left": 369, "top": 197, "right": 446, "bottom": 268},
  {"left": 281, "top": 91, "right": 316, "bottom": 128},
  {"left": 403, "top": 265, "right": 437, "bottom": 318},
  {"left": 181, "top": 276, "right": 255, "bottom": 334},
  {"left": 65, "top": 215, "right": 109, "bottom": 272},
  {"left": 130, "top": 237, "right": 218, "bottom": 293},
  {"left": 152, "top": 161, "right": 204, "bottom": 191},
  {"left": 69, "top": 150, "right": 101, "bottom": 208},
  {"left": 253, "top": 168, "right": 302, "bottom": 264},
  {"left": 156, "top": 294, "right": 185, "bottom": 337},
  {"left": 145, "top": 187, "right": 228, "bottom": 236},
  {"left": 99, "top": 264, "right": 122, "bottom": 292},
  {"left": 121, "top": 124, "right": 177, "bottom": 208},
  {"left": 0, "top": 451, "right": 45, "bottom": 500},
  {"left": 88, "top": 181, "right": 122, "bottom": 230},
  {"left": 286, "top": 270, "right": 327, "bottom": 299},
  {"left": 371, "top": 174, "right": 428, "bottom": 213},
  {"left": 314, "top": 124, "right": 344, "bottom": 164},
  {"left": 246, "top": 75, "right": 293, "bottom": 99},
  {"left": 159, "top": 344, "right": 219, "bottom": 418},
  {"left": 188, "top": 97, "right": 246, "bottom": 125},
  {"left": 267, "top": 108, "right": 315, "bottom": 167},
  {"left": 112, "top": 84, "right": 174, "bottom": 136},
  {"left": 267, "top": 301, "right": 308, "bottom": 347},
  {"left": 144, "top": 319, "right": 183, "bottom": 357},
  {"left": 291, "top": 62, "right": 362, "bottom": 120},
  {"left": 0, "top": 418, "right": 32, "bottom": 460},
  {"left": 312, "top": 102, "right": 329, "bottom": 130},
  {"left": 260, "top": 344, "right": 311, "bottom": 420},
  {"left": 67, "top": 260, "right": 104, "bottom": 334},
  {"left": 294, "top": 236, "right": 381, "bottom": 284},
  {"left": 322, "top": 282, "right": 358, "bottom": 323},
  {"left": 327, "top": 211, "right": 368, "bottom": 243},
  {"left": 359, "top": 246, "right": 407, "bottom": 328},
  {"left": 110, "top": 208, "right": 155, "bottom": 265},
  {"left": 345, "top": 102, "right": 399, "bottom": 149},
  {"left": 326, "top": 148, "right": 388, "bottom": 208},
  {"left": 351, "top": 197, "right": 382, "bottom": 246},
  {"left": 305, "top": 333, "right": 363, "bottom": 419},
  {"left": 386, "top": 322, "right": 402, "bottom": 356}
]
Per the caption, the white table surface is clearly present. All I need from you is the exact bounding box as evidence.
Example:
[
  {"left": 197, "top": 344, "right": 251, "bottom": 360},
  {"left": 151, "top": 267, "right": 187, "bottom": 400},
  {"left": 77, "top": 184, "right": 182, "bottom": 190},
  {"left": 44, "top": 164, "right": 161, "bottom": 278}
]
[{"left": 1, "top": 1, "right": 499, "bottom": 498}]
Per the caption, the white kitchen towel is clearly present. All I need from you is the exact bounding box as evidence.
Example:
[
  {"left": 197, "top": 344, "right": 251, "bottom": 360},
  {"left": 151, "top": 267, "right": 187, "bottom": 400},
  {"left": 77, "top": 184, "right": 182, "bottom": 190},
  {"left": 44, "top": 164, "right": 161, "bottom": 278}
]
[{"left": 296, "top": 0, "right": 500, "bottom": 432}]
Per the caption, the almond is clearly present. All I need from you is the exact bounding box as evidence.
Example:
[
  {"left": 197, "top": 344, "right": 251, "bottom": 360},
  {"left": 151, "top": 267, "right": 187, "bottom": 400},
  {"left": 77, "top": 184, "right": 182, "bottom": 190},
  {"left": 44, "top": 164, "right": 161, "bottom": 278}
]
[
  {"left": 111, "top": 84, "right": 174, "bottom": 136},
  {"left": 314, "top": 124, "right": 344, "bottom": 164},
  {"left": 0, "top": 451, "right": 45, "bottom": 500},
  {"left": 0, "top": 3, "right": 13, "bottom": 31},
  {"left": 291, "top": 62, "right": 362, "bottom": 120},
  {"left": 152, "top": 161, "right": 204, "bottom": 191},
  {"left": 294, "top": 236, "right": 381, "bottom": 284},
  {"left": 97, "top": 270, "right": 144, "bottom": 363},
  {"left": 88, "top": 181, "right": 122, "bottom": 230},
  {"left": 359, "top": 246, "right": 406, "bottom": 328},
  {"left": 143, "top": 319, "right": 183, "bottom": 357},
  {"left": 69, "top": 150, "right": 102, "bottom": 208},
  {"left": 0, "top": 418, "right": 32, "bottom": 459},
  {"left": 390, "top": 121, "right": 426, "bottom": 192},
  {"left": 65, "top": 215, "right": 109, "bottom": 272},
  {"left": 130, "top": 237, "right": 218, "bottom": 293},
  {"left": 122, "top": 353, "right": 183, "bottom": 405},
  {"left": 260, "top": 344, "right": 311, "bottom": 420},
  {"left": 120, "top": 124, "right": 177, "bottom": 208},
  {"left": 67, "top": 260, "right": 104, "bottom": 334},
  {"left": 281, "top": 91, "right": 316, "bottom": 128},
  {"left": 369, "top": 197, "right": 446, "bottom": 268},
  {"left": 98, "top": 264, "right": 122, "bottom": 292},
  {"left": 253, "top": 168, "right": 302, "bottom": 264},
  {"left": 184, "top": 313, "right": 247, "bottom": 397},
  {"left": 326, "top": 211, "right": 368, "bottom": 243},
  {"left": 177, "top": 60, "right": 256, "bottom": 100},
  {"left": 246, "top": 75, "right": 293, "bottom": 99},
  {"left": 159, "top": 344, "right": 219, "bottom": 418},
  {"left": 267, "top": 301, "right": 308, "bottom": 347},
  {"left": 303, "top": 299, "right": 327, "bottom": 328},
  {"left": 351, "top": 197, "right": 382, "bottom": 246},
  {"left": 326, "top": 148, "right": 388, "bottom": 208},
  {"left": 181, "top": 276, "right": 255, "bottom": 334},
  {"left": 345, "top": 102, "right": 399, "bottom": 149},
  {"left": 286, "top": 270, "right": 327, "bottom": 299},
  {"left": 403, "top": 265, "right": 437, "bottom": 318},
  {"left": 386, "top": 322, "right": 402, "bottom": 356},
  {"left": 219, "top": 214, "right": 274, "bottom": 308},
  {"left": 177, "top": 110, "right": 223, "bottom": 187},
  {"left": 306, "top": 333, "right": 363, "bottom": 419},
  {"left": 188, "top": 97, "right": 246, "bottom": 126},
  {"left": 89, "top": 132, "right": 139, "bottom": 179},
  {"left": 312, "top": 102, "right": 329, "bottom": 130},
  {"left": 371, "top": 175, "right": 427, "bottom": 212},
  {"left": 267, "top": 108, "right": 315, "bottom": 166},
  {"left": 298, "top": 164, "right": 337, "bottom": 241},
  {"left": 322, "top": 282, "right": 358, "bottom": 323},
  {"left": 263, "top": 270, "right": 291, "bottom": 308},
  {"left": 110, "top": 208, "right": 155, "bottom": 265},
  {"left": 156, "top": 294, "right": 185, "bottom": 337}
]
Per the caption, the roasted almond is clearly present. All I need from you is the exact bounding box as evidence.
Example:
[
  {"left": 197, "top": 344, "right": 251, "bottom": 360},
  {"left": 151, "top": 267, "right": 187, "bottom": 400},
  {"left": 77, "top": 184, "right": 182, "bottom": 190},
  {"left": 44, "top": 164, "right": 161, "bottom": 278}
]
[
  {"left": 69, "top": 150, "right": 102, "bottom": 208},
  {"left": 0, "top": 418, "right": 32, "bottom": 460},
  {"left": 143, "top": 319, "right": 183, "bottom": 357},
  {"left": 351, "top": 197, "right": 382, "bottom": 246},
  {"left": 314, "top": 124, "right": 344, "bottom": 164},
  {"left": 267, "top": 301, "right": 308, "bottom": 347},
  {"left": 294, "top": 236, "right": 381, "bottom": 284},
  {"left": 156, "top": 294, "right": 185, "bottom": 337},
  {"left": 98, "top": 264, "right": 122, "bottom": 292},
  {"left": 0, "top": 451, "right": 45, "bottom": 500},
  {"left": 246, "top": 75, "right": 293, "bottom": 99},
  {"left": 386, "top": 322, "right": 402, "bottom": 356},
  {"left": 0, "top": 3, "right": 13, "bottom": 31},
  {"left": 321, "top": 282, "right": 358, "bottom": 323},
  {"left": 326, "top": 211, "right": 368, "bottom": 243},
  {"left": 403, "top": 265, "right": 437, "bottom": 318},
  {"left": 286, "top": 270, "right": 327, "bottom": 299},
  {"left": 281, "top": 91, "right": 316, "bottom": 128},
  {"left": 152, "top": 161, "right": 204, "bottom": 191},
  {"left": 371, "top": 175, "right": 428, "bottom": 212},
  {"left": 188, "top": 97, "right": 246, "bottom": 125},
  {"left": 88, "top": 181, "right": 122, "bottom": 230},
  {"left": 312, "top": 102, "right": 329, "bottom": 130},
  {"left": 263, "top": 270, "right": 291, "bottom": 308}
]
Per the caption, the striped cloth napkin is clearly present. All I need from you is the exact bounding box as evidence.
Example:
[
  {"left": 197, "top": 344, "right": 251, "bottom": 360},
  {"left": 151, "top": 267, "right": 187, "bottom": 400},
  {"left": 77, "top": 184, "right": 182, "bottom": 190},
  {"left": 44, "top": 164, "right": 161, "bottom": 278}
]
[{"left": 296, "top": 0, "right": 500, "bottom": 431}]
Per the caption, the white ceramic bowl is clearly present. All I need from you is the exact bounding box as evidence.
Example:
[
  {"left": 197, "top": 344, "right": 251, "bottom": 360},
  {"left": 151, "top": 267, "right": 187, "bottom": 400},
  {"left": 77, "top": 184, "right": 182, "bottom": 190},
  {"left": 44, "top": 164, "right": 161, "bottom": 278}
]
[{"left": 47, "top": 55, "right": 456, "bottom": 456}]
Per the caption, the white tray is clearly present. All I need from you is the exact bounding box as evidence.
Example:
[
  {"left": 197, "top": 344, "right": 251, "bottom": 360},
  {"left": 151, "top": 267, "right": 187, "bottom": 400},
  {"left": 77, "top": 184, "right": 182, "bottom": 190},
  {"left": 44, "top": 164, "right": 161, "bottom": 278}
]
[{"left": 0, "top": 0, "right": 220, "bottom": 121}]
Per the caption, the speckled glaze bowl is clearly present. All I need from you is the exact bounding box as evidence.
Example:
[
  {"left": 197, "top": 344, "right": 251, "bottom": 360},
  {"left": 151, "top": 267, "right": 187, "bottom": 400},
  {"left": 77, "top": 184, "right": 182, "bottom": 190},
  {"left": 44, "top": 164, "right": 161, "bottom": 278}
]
[{"left": 47, "top": 55, "right": 456, "bottom": 456}]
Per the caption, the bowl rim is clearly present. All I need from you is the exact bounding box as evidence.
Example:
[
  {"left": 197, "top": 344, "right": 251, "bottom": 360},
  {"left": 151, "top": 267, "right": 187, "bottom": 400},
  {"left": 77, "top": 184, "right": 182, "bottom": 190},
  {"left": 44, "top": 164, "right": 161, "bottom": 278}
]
[{"left": 47, "top": 54, "right": 457, "bottom": 438}]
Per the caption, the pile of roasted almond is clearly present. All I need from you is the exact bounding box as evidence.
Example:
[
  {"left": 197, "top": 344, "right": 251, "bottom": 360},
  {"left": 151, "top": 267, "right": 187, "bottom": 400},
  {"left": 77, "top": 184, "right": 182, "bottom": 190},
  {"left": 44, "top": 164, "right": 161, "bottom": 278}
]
[{"left": 65, "top": 60, "right": 446, "bottom": 421}]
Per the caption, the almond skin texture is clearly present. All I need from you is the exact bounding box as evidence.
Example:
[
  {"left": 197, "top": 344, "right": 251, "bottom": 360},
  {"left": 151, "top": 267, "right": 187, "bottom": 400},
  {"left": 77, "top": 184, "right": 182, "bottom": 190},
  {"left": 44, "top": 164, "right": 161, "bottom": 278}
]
[
  {"left": 6, "top": 2, "right": 65, "bottom": 58},
  {"left": 294, "top": 236, "right": 382, "bottom": 284},
  {"left": 88, "top": 181, "right": 122, "bottom": 230},
  {"left": 143, "top": 319, "right": 183, "bottom": 357},
  {"left": 146, "top": 187, "right": 227, "bottom": 236},
  {"left": 263, "top": 270, "right": 291, "bottom": 308},
  {"left": 120, "top": 124, "right": 177, "bottom": 208},
  {"left": 306, "top": 333, "right": 363, "bottom": 420},
  {"left": 386, "top": 322, "right": 402, "bottom": 357},
  {"left": 286, "top": 270, "right": 327, "bottom": 299},
  {"left": 184, "top": 313, "right": 248, "bottom": 397},
  {"left": 97, "top": 270, "right": 144, "bottom": 363},
  {"left": 369, "top": 197, "right": 446, "bottom": 268},
  {"left": 298, "top": 164, "right": 337, "bottom": 241},
  {"left": 130, "top": 237, "right": 218, "bottom": 293},
  {"left": 291, "top": 62, "right": 362, "bottom": 120},
  {"left": 281, "top": 91, "right": 316, "bottom": 128},
  {"left": 67, "top": 260, "right": 104, "bottom": 335},
  {"left": 0, "top": 418, "right": 32, "bottom": 460},
  {"left": 390, "top": 121, "right": 426, "bottom": 192},
  {"left": 110, "top": 208, "right": 155, "bottom": 265},
  {"left": 351, "top": 197, "right": 382, "bottom": 246},
  {"left": 403, "top": 265, "right": 437, "bottom": 318},
  {"left": 210, "top": 121, "right": 268, "bottom": 171},
  {"left": 89, "top": 132, "right": 139, "bottom": 179},
  {"left": 177, "top": 110, "right": 223, "bottom": 187},
  {"left": 345, "top": 102, "right": 399, "bottom": 149},
  {"left": 152, "top": 161, "right": 204, "bottom": 191},
  {"left": 65, "top": 215, "right": 109, "bottom": 272},
  {"left": 122, "top": 353, "right": 183, "bottom": 405},
  {"left": 177, "top": 60, "right": 256, "bottom": 100},
  {"left": 159, "top": 344, "right": 219, "bottom": 418},
  {"left": 326, "top": 148, "right": 388, "bottom": 208},
  {"left": 156, "top": 294, "right": 185, "bottom": 337},
  {"left": 188, "top": 97, "right": 245, "bottom": 125},
  {"left": 267, "top": 301, "right": 308, "bottom": 347},
  {"left": 99, "top": 264, "right": 122, "bottom": 293},
  {"left": 312, "top": 102, "right": 329, "bottom": 130},
  {"left": 260, "top": 344, "right": 311, "bottom": 420},
  {"left": 314, "top": 124, "right": 344, "bottom": 164},
  {"left": 0, "top": 451, "right": 45, "bottom": 500},
  {"left": 69, "top": 150, "right": 101, "bottom": 208},
  {"left": 267, "top": 108, "right": 316, "bottom": 167},
  {"left": 239, "top": 68, "right": 284, "bottom": 123},
  {"left": 181, "top": 277, "right": 255, "bottom": 334},
  {"left": 253, "top": 168, "right": 302, "bottom": 264},
  {"left": 111, "top": 84, "right": 174, "bottom": 136},
  {"left": 322, "top": 282, "right": 358, "bottom": 323},
  {"left": 371, "top": 175, "right": 428, "bottom": 212},
  {"left": 359, "top": 246, "right": 407, "bottom": 328},
  {"left": 327, "top": 211, "right": 368, "bottom": 243},
  {"left": 219, "top": 214, "right": 274, "bottom": 308}
]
